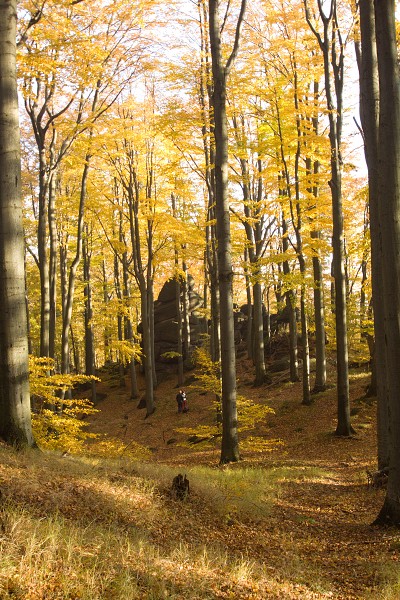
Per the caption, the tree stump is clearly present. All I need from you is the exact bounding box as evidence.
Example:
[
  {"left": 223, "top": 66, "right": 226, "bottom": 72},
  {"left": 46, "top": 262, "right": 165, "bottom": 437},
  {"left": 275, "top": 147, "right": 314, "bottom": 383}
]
[
  {"left": 171, "top": 473, "right": 190, "bottom": 500},
  {"left": 367, "top": 467, "right": 389, "bottom": 489}
]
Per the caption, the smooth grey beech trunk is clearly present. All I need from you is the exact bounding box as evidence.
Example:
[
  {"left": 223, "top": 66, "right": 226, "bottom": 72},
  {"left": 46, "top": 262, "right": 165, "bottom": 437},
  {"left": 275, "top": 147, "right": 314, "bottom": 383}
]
[
  {"left": 209, "top": 0, "right": 247, "bottom": 463},
  {"left": 0, "top": 0, "right": 35, "bottom": 447}
]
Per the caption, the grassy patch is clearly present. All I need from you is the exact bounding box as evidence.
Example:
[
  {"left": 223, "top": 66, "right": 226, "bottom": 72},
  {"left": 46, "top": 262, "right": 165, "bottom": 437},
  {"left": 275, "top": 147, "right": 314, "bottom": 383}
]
[{"left": 134, "top": 462, "right": 331, "bottom": 523}]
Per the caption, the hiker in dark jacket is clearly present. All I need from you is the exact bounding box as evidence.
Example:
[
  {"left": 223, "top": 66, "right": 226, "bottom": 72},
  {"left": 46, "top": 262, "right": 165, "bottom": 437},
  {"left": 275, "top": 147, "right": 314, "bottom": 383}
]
[{"left": 176, "top": 389, "right": 184, "bottom": 413}]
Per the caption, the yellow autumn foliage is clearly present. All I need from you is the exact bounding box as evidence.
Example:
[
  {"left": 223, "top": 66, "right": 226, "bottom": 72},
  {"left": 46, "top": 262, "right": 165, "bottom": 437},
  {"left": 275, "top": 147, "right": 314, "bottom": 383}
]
[
  {"left": 30, "top": 356, "right": 99, "bottom": 453},
  {"left": 178, "top": 346, "right": 275, "bottom": 449}
]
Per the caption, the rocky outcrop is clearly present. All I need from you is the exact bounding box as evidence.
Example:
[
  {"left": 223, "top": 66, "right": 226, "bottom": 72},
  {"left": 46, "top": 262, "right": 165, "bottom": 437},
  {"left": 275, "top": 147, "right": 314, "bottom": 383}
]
[{"left": 153, "top": 276, "right": 206, "bottom": 364}]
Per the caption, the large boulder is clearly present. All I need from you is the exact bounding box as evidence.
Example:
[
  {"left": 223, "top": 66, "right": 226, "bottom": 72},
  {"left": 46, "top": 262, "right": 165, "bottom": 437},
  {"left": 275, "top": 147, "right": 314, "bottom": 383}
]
[{"left": 148, "top": 277, "right": 207, "bottom": 367}]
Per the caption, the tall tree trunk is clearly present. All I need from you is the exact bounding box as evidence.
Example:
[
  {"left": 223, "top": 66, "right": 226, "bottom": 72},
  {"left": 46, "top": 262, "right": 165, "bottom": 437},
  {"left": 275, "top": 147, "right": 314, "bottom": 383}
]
[
  {"left": 48, "top": 140, "right": 58, "bottom": 361},
  {"left": 234, "top": 149, "right": 268, "bottom": 385},
  {"left": 175, "top": 274, "right": 184, "bottom": 387},
  {"left": 60, "top": 80, "right": 100, "bottom": 382},
  {"left": 209, "top": 0, "right": 247, "bottom": 463},
  {"left": 209, "top": 258, "right": 220, "bottom": 362},
  {"left": 292, "top": 65, "right": 310, "bottom": 404},
  {"left": 171, "top": 192, "right": 185, "bottom": 386},
  {"left": 102, "top": 259, "right": 112, "bottom": 364},
  {"left": 127, "top": 178, "right": 155, "bottom": 417},
  {"left": 252, "top": 279, "right": 268, "bottom": 385},
  {"left": 357, "top": 0, "right": 388, "bottom": 469},
  {"left": 198, "top": 1, "right": 220, "bottom": 366},
  {"left": 0, "top": 0, "right": 35, "bottom": 447},
  {"left": 122, "top": 250, "right": 139, "bottom": 400},
  {"left": 139, "top": 278, "right": 155, "bottom": 415},
  {"left": 61, "top": 153, "right": 91, "bottom": 380},
  {"left": 307, "top": 80, "right": 327, "bottom": 393},
  {"left": 182, "top": 260, "right": 192, "bottom": 365},
  {"left": 243, "top": 253, "right": 253, "bottom": 361},
  {"left": 70, "top": 324, "right": 80, "bottom": 374},
  {"left": 114, "top": 254, "right": 125, "bottom": 388},
  {"left": 281, "top": 213, "right": 299, "bottom": 383},
  {"left": 372, "top": 0, "right": 400, "bottom": 525},
  {"left": 38, "top": 165, "right": 50, "bottom": 358},
  {"left": 311, "top": 229, "right": 327, "bottom": 392},
  {"left": 83, "top": 224, "right": 96, "bottom": 403},
  {"left": 304, "top": 0, "right": 352, "bottom": 436},
  {"left": 276, "top": 122, "right": 298, "bottom": 382}
]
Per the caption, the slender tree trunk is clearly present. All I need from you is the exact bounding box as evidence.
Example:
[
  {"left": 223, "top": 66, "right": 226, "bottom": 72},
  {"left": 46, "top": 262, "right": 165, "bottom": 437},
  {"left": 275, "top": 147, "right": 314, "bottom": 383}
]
[
  {"left": 38, "top": 168, "right": 50, "bottom": 358},
  {"left": 70, "top": 324, "right": 80, "bottom": 373},
  {"left": 292, "top": 67, "right": 310, "bottom": 404},
  {"left": 231, "top": 119, "right": 268, "bottom": 384},
  {"left": 126, "top": 177, "right": 155, "bottom": 417},
  {"left": 60, "top": 80, "right": 100, "bottom": 381},
  {"left": 281, "top": 214, "right": 299, "bottom": 382},
  {"left": 330, "top": 164, "right": 351, "bottom": 435},
  {"left": 0, "top": 0, "right": 35, "bottom": 447},
  {"left": 114, "top": 252, "right": 126, "bottom": 388},
  {"left": 175, "top": 275, "right": 184, "bottom": 386},
  {"left": 48, "top": 149, "right": 58, "bottom": 361},
  {"left": 139, "top": 278, "right": 155, "bottom": 415},
  {"left": 307, "top": 80, "right": 327, "bottom": 393},
  {"left": 83, "top": 224, "right": 96, "bottom": 403},
  {"left": 61, "top": 153, "right": 91, "bottom": 379},
  {"left": 148, "top": 278, "right": 157, "bottom": 389},
  {"left": 253, "top": 279, "right": 268, "bottom": 385},
  {"left": 198, "top": 4, "right": 220, "bottom": 366},
  {"left": 209, "top": 261, "right": 220, "bottom": 362},
  {"left": 311, "top": 229, "right": 327, "bottom": 392},
  {"left": 243, "top": 254, "right": 253, "bottom": 360},
  {"left": 242, "top": 178, "right": 267, "bottom": 383},
  {"left": 299, "top": 261, "right": 311, "bottom": 405},
  {"left": 182, "top": 260, "right": 192, "bottom": 365},
  {"left": 171, "top": 193, "right": 184, "bottom": 384},
  {"left": 122, "top": 251, "right": 139, "bottom": 400},
  {"left": 25, "top": 99, "right": 51, "bottom": 359},
  {"left": 277, "top": 128, "right": 298, "bottom": 382},
  {"left": 102, "top": 259, "right": 112, "bottom": 364}
]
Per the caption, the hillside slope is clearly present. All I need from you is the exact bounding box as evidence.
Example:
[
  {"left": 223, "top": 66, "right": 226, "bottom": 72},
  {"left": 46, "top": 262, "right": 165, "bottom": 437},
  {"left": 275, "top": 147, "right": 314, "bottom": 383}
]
[{"left": 0, "top": 361, "right": 397, "bottom": 599}]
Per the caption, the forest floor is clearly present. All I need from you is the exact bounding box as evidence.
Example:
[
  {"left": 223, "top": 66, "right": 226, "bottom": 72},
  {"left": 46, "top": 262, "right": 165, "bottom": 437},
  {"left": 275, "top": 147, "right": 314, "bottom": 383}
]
[
  {"left": 83, "top": 356, "right": 398, "bottom": 599},
  {"left": 1, "top": 355, "right": 399, "bottom": 599}
]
